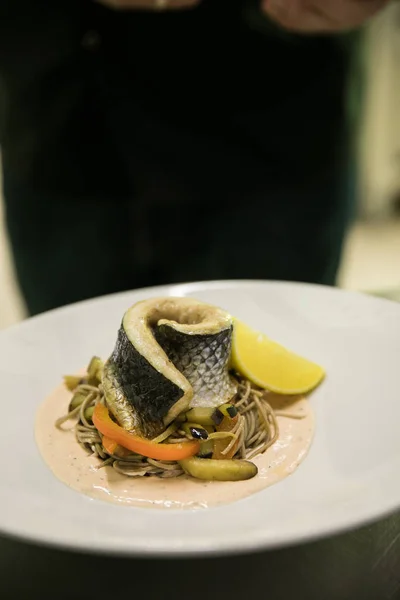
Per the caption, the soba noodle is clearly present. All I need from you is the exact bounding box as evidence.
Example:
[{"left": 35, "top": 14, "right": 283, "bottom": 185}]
[{"left": 56, "top": 375, "right": 300, "bottom": 478}]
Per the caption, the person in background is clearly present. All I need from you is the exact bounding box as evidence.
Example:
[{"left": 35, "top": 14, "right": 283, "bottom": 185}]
[{"left": 0, "top": 0, "right": 389, "bottom": 315}]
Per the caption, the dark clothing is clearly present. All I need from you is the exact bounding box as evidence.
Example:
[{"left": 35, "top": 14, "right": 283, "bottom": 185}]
[{"left": 0, "top": 1, "right": 353, "bottom": 315}]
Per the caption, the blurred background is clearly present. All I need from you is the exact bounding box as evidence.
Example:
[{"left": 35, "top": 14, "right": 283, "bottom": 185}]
[{"left": 1, "top": 2, "right": 399, "bottom": 330}]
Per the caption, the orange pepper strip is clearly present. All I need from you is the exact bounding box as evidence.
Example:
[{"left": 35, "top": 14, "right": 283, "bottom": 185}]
[
  {"left": 101, "top": 436, "right": 118, "bottom": 455},
  {"left": 93, "top": 403, "right": 199, "bottom": 461}
]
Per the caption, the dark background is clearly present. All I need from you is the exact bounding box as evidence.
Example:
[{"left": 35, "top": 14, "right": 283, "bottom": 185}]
[{"left": 1, "top": 512, "right": 399, "bottom": 600}]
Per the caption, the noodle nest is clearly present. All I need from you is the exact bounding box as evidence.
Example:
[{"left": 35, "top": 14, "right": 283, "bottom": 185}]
[{"left": 56, "top": 376, "right": 301, "bottom": 479}]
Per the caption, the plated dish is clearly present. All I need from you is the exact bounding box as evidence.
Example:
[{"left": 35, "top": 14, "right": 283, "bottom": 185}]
[
  {"left": 36, "top": 297, "right": 322, "bottom": 508},
  {"left": 1, "top": 280, "right": 400, "bottom": 557}
]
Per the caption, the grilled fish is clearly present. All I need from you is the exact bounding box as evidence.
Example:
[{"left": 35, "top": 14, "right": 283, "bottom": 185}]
[{"left": 103, "top": 297, "right": 237, "bottom": 438}]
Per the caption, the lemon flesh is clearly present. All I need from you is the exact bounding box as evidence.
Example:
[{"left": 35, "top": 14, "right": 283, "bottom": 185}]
[{"left": 231, "top": 320, "right": 325, "bottom": 394}]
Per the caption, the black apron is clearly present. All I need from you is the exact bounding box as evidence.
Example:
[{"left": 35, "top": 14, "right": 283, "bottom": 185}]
[{"left": 0, "top": 0, "right": 354, "bottom": 315}]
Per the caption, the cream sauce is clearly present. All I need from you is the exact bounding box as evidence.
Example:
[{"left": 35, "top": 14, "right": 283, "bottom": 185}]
[{"left": 35, "top": 384, "right": 315, "bottom": 510}]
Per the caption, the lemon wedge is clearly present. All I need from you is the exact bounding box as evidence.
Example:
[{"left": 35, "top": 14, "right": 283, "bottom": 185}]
[{"left": 231, "top": 319, "right": 325, "bottom": 394}]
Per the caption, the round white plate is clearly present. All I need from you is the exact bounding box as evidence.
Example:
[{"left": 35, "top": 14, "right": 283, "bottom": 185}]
[{"left": 1, "top": 280, "right": 400, "bottom": 556}]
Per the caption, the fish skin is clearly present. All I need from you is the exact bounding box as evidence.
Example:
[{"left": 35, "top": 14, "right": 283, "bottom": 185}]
[
  {"left": 102, "top": 298, "right": 237, "bottom": 439},
  {"left": 155, "top": 324, "right": 236, "bottom": 409},
  {"left": 107, "top": 327, "right": 185, "bottom": 438},
  {"left": 102, "top": 360, "right": 139, "bottom": 433}
]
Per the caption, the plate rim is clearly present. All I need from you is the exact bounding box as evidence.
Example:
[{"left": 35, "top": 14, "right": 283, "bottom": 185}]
[
  {"left": 4, "top": 278, "right": 400, "bottom": 336},
  {"left": 1, "top": 502, "right": 399, "bottom": 559},
  {"left": 1, "top": 279, "right": 400, "bottom": 557}
]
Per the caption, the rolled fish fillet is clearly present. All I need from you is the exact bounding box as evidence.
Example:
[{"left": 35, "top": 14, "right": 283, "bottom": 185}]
[{"left": 102, "top": 297, "right": 237, "bottom": 438}]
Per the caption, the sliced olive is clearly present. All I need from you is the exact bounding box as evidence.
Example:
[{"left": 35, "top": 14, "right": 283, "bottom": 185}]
[
  {"left": 63, "top": 375, "right": 82, "bottom": 392},
  {"left": 182, "top": 423, "right": 209, "bottom": 440},
  {"left": 185, "top": 407, "right": 215, "bottom": 427},
  {"left": 179, "top": 457, "right": 258, "bottom": 482},
  {"left": 69, "top": 391, "right": 88, "bottom": 411},
  {"left": 87, "top": 356, "right": 104, "bottom": 385}
]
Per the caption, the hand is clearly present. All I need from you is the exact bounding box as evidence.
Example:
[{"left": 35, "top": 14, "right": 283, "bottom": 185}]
[
  {"left": 262, "top": 0, "right": 390, "bottom": 33},
  {"left": 96, "top": 0, "right": 199, "bottom": 10}
]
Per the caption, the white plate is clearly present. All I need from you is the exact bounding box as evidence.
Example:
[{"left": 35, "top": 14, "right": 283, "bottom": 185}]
[{"left": 1, "top": 280, "right": 400, "bottom": 556}]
